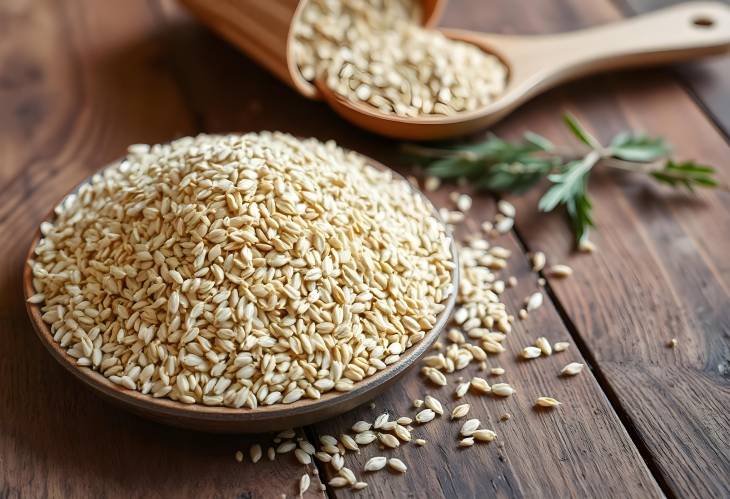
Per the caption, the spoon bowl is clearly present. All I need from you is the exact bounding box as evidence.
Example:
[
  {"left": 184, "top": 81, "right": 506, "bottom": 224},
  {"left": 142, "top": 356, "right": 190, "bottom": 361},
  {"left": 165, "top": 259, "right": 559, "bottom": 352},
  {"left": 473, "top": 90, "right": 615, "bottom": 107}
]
[
  {"left": 317, "top": 1, "right": 730, "bottom": 140},
  {"left": 23, "top": 152, "right": 458, "bottom": 433}
]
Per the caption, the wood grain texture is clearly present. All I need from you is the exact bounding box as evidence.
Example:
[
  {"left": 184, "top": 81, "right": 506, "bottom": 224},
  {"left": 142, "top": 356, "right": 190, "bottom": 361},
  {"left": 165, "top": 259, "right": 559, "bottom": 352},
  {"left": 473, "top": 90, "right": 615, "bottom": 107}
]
[
  {"left": 153, "top": 4, "right": 663, "bottom": 497},
  {"left": 615, "top": 0, "right": 730, "bottom": 139},
  {"left": 2, "top": 0, "right": 729, "bottom": 498},
  {"left": 0, "top": 0, "right": 323, "bottom": 496},
  {"left": 458, "top": 1, "right": 730, "bottom": 497},
  {"left": 309, "top": 193, "right": 662, "bottom": 498}
]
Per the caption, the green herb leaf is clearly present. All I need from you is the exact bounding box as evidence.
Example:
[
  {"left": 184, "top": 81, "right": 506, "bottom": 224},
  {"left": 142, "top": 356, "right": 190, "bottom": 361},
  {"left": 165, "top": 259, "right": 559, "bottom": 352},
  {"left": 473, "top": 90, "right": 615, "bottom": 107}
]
[
  {"left": 609, "top": 132, "right": 670, "bottom": 162},
  {"left": 421, "top": 134, "right": 554, "bottom": 182},
  {"left": 475, "top": 159, "right": 555, "bottom": 194},
  {"left": 539, "top": 152, "right": 599, "bottom": 212},
  {"left": 403, "top": 117, "right": 718, "bottom": 249},
  {"left": 523, "top": 131, "right": 554, "bottom": 151},
  {"left": 563, "top": 114, "right": 601, "bottom": 149},
  {"left": 650, "top": 160, "right": 719, "bottom": 191},
  {"left": 538, "top": 151, "right": 599, "bottom": 246},
  {"left": 426, "top": 156, "right": 484, "bottom": 179},
  {"left": 565, "top": 190, "right": 595, "bottom": 244}
]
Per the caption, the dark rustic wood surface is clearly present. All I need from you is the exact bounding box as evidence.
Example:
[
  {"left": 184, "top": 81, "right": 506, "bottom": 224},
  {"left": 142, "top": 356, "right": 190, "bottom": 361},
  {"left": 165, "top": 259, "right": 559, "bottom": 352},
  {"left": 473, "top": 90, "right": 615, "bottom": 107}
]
[
  {"left": 1, "top": 0, "right": 728, "bottom": 498},
  {"left": 0, "top": 1, "right": 323, "bottom": 497},
  {"left": 618, "top": 0, "right": 730, "bottom": 139}
]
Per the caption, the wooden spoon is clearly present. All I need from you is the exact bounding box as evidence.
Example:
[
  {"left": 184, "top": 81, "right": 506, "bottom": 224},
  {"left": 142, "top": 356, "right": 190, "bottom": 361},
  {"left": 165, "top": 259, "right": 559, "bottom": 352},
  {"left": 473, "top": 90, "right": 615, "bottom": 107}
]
[
  {"left": 317, "top": 1, "right": 730, "bottom": 140},
  {"left": 23, "top": 155, "right": 458, "bottom": 433}
]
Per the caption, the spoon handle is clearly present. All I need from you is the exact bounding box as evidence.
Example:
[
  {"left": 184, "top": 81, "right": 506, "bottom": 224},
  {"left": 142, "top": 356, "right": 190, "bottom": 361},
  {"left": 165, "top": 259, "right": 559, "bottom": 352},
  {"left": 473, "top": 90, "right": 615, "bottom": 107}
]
[{"left": 462, "top": 2, "right": 730, "bottom": 91}]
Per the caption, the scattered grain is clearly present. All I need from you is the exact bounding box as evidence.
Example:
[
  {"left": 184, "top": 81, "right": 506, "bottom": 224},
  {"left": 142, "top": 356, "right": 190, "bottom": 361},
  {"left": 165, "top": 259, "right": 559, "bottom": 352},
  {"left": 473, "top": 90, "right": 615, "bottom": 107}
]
[
  {"left": 300, "top": 474, "right": 311, "bottom": 495},
  {"left": 460, "top": 418, "right": 480, "bottom": 436},
  {"left": 521, "top": 346, "right": 542, "bottom": 359},
  {"left": 352, "top": 421, "right": 372, "bottom": 433},
  {"left": 424, "top": 395, "right": 443, "bottom": 416},
  {"left": 526, "top": 292, "right": 543, "bottom": 311},
  {"left": 388, "top": 458, "right": 408, "bottom": 473},
  {"left": 535, "top": 337, "right": 552, "bottom": 356},
  {"left": 455, "top": 382, "right": 470, "bottom": 398},
  {"left": 578, "top": 239, "right": 597, "bottom": 253},
  {"left": 491, "top": 383, "right": 515, "bottom": 397},
  {"left": 295, "top": 448, "right": 312, "bottom": 465},
  {"left": 340, "top": 467, "right": 357, "bottom": 484},
  {"left": 374, "top": 413, "right": 390, "bottom": 430},
  {"left": 549, "top": 264, "right": 573, "bottom": 277},
  {"left": 456, "top": 194, "right": 472, "bottom": 212},
  {"left": 458, "top": 437, "right": 475, "bottom": 447},
  {"left": 364, "top": 456, "right": 387, "bottom": 471},
  {"left": 561, "top": 362, "right": 584, "bottom": 376},
  {"left": 497, "top": 200, "right": 516, "bottom": 218},
  {"left": 536, "top": 397, "right": 561, "bottom": 408},
  {"left": 553, "top": 342, "right": 570, "bottom": 352},
  {"left": 415, "top": 408, "right": 436, "bottom": 424},
  {"left": 424, "top": 176, "right": 441, "bottom": 192},
  {"left": 531, "top": 252, "right": 546, "bottom": 272},
  {"left": 379, "top": 433, "right": 400, "bottom": 449},
  {"left": 470, "top": 377, "right": 490, "bottom": 394},
  {"left": 250, "top": 444, "right": 262, "bottom": 464},
  {"left": 473, "top": 429, "right": 497, "bottom": 442},
  {"left": 451, "top": 404, "right": 470, "bottom": 420},
  {"left": 329, "top": 477, "right": 350, "bottom": 488}
]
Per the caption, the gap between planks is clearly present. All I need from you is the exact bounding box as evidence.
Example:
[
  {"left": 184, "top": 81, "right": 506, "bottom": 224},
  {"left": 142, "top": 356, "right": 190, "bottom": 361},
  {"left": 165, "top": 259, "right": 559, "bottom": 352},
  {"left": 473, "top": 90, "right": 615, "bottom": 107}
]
[
  {"left": 608, "top": 0, "right": 730, "bottom": 144},
  {"left": 144, "top": 2, "right": 701, "bottom": 497},
  {"left": 509, "top": 218, "right": 678, "bottom": 499}
]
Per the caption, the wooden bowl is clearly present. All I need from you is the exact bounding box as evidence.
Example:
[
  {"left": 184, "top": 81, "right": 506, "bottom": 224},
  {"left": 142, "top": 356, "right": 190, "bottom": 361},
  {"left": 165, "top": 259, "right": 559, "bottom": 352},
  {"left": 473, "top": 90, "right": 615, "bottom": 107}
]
[{"left": 23, "top": 151, "right": 458, "bottom": 433}]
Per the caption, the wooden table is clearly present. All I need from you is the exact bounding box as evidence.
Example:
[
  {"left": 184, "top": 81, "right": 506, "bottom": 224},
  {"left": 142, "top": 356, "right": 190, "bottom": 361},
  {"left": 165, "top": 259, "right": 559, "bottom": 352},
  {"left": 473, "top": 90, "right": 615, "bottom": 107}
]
[{"left": 1, "top": 0, "right": 728, "bottom": 497}]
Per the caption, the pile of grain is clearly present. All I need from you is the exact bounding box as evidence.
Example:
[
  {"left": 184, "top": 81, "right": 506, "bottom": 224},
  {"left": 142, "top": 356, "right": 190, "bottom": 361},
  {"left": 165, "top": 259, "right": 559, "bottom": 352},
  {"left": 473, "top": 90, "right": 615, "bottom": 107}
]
[
  {"left": 28, "top": 132, "right": 454, "bottom": 408},
  {"left": 228, "top": 195, "right": 581, "bottom": 492},
  {"left": 293, "top": 0, "right": 507, "bottom": 117}
]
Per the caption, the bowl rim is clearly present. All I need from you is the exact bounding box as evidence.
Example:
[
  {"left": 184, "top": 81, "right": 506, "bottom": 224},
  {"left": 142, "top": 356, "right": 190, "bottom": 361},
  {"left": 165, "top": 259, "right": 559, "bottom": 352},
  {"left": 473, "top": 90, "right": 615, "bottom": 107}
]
[{"left": 22, "top": 149, "right": 459, "bottom": 425}]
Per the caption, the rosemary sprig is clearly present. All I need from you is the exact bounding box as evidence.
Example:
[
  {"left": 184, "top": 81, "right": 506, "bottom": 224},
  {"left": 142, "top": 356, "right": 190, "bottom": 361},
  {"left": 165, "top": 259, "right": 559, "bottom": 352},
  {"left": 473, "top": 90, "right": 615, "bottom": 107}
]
[{"left": 405, "top": 113, "right": 719, "bottom": 246}]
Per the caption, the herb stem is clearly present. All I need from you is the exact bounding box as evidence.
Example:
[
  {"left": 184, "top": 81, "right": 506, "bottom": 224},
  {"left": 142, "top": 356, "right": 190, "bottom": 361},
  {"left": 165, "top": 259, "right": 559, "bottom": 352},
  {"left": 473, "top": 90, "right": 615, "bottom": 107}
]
[{"left": 409, "top": 114, "right": 719, "bottom": 247}]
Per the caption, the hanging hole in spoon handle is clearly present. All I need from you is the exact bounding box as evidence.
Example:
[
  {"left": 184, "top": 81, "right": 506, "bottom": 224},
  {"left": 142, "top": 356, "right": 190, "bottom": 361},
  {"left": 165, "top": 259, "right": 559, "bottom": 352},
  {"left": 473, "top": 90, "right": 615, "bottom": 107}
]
[{"left": 480, "top": 1, "right": 730, "bottom": 104}]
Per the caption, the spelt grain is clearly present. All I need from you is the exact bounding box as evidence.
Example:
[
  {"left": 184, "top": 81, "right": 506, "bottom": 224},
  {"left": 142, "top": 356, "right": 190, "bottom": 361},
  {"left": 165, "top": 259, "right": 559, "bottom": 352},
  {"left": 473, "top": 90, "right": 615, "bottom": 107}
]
[
  {"left": 388, "top": 458, "right": 407, "bottom": 473},
  {"left": 553, "top": 342, "right": 570, "bottom": 352},
  {"left": 536, "top": 397, "right": 561, "bottom": 408},
  {"left": 300, "top": 474, "right": 310, "bottom": 495},
  {"left": 549, "top": 264, "right": 573, "bottom": 277},
  {"left": 364, "top": 456, "right": 387, "bottom": 471},
  {"left": 561, "top": 362, "right": 584, "bottom": 376},
  {"left": 460, "top": 418, "right": 480, "bottom": 436},
  {"left": 415, "top": 409, "right": 436, "bottom": 424},
  {"left": 451, "top": 403, "right": 470, "bottom": 420},
  {"left": 473, "top": 429, "right": 497, "bottom": 442},
  {"left": 491, "top": 383, "right": 515, "bottom": 397}
]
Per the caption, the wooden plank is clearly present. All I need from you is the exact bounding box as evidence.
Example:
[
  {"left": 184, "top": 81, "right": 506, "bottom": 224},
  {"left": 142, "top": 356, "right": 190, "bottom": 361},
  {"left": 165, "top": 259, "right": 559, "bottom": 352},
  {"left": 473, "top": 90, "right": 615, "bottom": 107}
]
[
  {"left": 157, "top": 2, "right": 663, "bottom": 496},
  {"left": 507, "top": 75, "right": 730, "bottom": 499},
  {"left": 310, "top": 192, "right": 662, "bottom": 498},
  {"left": 613, "top": 0, "right": 730, "bottom": 139},
  {"left": 458, "top": 1, "right": 730, "bottom": 497},
  {"left": 0, "top": 1, "right": 323, "bottom": 497}
]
